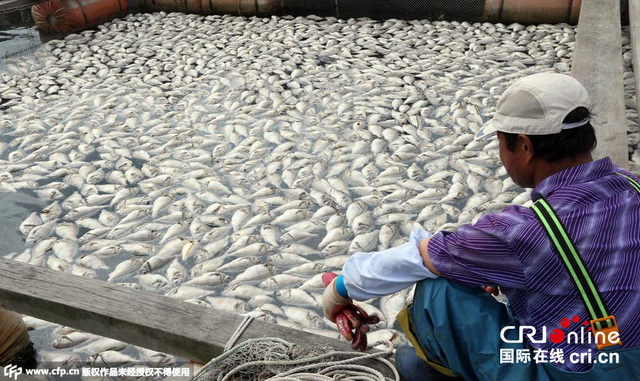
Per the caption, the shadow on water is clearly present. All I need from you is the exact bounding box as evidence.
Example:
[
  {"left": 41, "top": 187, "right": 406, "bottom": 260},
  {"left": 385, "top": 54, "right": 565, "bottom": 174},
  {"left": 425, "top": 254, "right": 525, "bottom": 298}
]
[
  {"left": 0, "top": 191, "right": 53, "bottom": 364},
  {"left": 0, "top": 190, "right": 48, "bottom": 256}
]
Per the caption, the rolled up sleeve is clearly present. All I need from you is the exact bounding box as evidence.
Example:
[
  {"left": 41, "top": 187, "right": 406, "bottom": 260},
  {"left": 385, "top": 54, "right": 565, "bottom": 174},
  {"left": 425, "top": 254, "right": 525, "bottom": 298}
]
[{"left": 428, "top": 211, "right": 527, "bottom": 289}]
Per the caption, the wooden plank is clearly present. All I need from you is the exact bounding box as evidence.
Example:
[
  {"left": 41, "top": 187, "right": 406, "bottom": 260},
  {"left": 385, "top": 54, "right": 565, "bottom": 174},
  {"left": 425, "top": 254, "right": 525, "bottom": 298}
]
[
  {"left": 571, "top": 0, "right": 628, "bottom": 168},
  {"left": 0, "top": 258, "right": 376, "bottom": 365},
  {"left": 631, "top": 0, "right": 640, "bottom": 135}
]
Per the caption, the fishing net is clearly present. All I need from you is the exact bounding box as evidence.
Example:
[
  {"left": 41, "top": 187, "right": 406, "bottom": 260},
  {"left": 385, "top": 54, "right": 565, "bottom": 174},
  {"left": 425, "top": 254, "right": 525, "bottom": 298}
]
[{"left": 192, "top": 338, "right": 398, "bottom": 381}]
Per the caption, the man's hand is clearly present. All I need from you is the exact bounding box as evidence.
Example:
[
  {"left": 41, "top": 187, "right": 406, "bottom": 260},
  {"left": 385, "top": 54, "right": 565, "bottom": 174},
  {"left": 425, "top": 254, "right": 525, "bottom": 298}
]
[
  {"left": 322, "top": 273, "right": 380, "bottom": 351},
  {"left": 484, "top": 286, "right": 504, "bottom": 296},
  {"left": 322, "top": 273, "right": 351, "bottom": 322}
]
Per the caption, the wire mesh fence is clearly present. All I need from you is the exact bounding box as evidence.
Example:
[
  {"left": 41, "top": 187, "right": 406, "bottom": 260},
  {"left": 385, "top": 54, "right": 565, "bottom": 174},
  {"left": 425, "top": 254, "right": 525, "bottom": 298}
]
[{"left": 0, "top": 9, "right": 40, "bottom": 62}]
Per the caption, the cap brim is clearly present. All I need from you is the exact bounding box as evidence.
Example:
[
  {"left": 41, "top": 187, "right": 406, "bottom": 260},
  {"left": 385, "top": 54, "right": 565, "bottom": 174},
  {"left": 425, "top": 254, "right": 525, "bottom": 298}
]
[{"left": 474, "top": 122, "right": 498, "bottom": 141}]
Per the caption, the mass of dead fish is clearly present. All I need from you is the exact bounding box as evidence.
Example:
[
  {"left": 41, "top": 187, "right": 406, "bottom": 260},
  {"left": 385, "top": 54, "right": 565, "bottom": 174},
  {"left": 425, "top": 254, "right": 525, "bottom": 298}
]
[{"left": 1, "top": 12, "right": 638, "bottom": 369}]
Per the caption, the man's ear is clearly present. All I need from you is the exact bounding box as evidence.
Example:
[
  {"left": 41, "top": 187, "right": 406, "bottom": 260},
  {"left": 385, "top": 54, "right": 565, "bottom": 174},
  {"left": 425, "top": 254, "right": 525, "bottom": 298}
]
[{"left": 518, "top": 133, "right": 535, "bottom": 161}]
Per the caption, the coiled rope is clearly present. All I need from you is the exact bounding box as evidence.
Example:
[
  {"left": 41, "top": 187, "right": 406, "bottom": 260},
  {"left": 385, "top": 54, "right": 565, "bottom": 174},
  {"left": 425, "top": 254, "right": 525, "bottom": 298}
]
[{"left": 192, "top": 315, "right": 399, "bottom": 381}]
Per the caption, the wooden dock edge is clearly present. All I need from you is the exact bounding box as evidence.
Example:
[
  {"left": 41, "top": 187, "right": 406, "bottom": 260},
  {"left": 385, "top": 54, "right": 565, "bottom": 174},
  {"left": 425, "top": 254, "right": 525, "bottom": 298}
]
[
  {"left": 0, "top": 258, "right": 394, "bottom": 377},
  {"left": 572, "top": 0, "right": 628, "bottom": 168}
]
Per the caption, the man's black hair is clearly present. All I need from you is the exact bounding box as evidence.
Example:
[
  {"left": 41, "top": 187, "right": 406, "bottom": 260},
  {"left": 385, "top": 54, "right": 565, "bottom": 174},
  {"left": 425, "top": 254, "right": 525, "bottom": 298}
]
[
  {"left": 502, "top": 107, "right": 597, "bottom": 162},
  {"left": 11, "top": 341, "right": 37, "bottom": 370}
]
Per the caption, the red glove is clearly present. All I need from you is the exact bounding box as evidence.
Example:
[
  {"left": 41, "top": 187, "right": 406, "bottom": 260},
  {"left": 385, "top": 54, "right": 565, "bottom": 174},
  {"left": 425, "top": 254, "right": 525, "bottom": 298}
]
[
  {"left": 321, "top": 273, "right": 380, "bottom": 351},
  {"left": 484, "top": 286, "right": 504, "bottom": 296},
  {"left": 321, "top": 273, "right": 351, "bottom": 322}
]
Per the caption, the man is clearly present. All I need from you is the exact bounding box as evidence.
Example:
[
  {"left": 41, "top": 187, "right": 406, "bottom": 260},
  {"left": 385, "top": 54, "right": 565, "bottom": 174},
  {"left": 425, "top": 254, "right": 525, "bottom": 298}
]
[
  {"left": 0, "top": 308, "right": 37, "bottom": 370},
  {"left": 322, "top": 73, "right": 640, "bottom": 380}
]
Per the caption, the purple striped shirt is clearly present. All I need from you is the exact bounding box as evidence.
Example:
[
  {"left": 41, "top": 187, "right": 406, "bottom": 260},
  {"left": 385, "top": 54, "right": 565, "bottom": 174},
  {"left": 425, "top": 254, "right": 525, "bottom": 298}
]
[{"left": 428, "top": 157, "right": 640, "bottom": 372}]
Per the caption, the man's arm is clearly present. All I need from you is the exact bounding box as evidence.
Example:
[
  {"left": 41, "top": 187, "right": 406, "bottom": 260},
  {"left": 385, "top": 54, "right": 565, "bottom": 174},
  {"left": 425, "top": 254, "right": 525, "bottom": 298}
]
[
  {"left": 424, "top": 212, "right": 526, "bottom": 288},
  {"left": 340, "top": 229, "right": 439, "bottom": 300},
  {"left": 418, "top": 238, "right": 441, "bottom": 276}
]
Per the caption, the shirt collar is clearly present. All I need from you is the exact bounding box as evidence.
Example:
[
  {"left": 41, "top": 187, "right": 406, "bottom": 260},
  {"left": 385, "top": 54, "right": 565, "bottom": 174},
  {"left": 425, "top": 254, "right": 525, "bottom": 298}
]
[{"left": 530, "top": 157, "right": 615, "bottom": 201}]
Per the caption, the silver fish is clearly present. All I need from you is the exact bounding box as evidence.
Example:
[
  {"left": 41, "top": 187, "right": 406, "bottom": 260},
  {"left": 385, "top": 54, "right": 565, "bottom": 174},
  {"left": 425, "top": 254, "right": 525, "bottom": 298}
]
[
  {"left": 138, "top": 274, "right": 170, "bottom": 290},
  {"left": 206, "top": 296, "right": 250, "bottom": 314},
  {"left": 53, "top": 332, "right": 96, "bottom": 349},
  {"left": 108, "top": 258, "right": 145, "bottom": 281},
  {"left": 19, "top": 212, "right": 41, "bottom": 236},
  {"left": 26, "top": 220, "right": 56, "bottom": 243},
  {"left": 185, "top": 272, "right": 230, "bottom": 288},
  {"left": 166, "top": 285, "right": 214, "bottom": 300},
  {"left": 276, "top": 288, "right": 318, "bottom": 308},
  {"left": 259, "top": 274, "right": 305, "bottom": 290}
]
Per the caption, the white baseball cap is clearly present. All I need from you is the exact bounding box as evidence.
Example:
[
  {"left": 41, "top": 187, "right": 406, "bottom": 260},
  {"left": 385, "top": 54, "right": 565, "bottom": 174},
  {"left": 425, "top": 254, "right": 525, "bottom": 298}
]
[{"left": 475, "top": 73, "right": 591, "bottom": 140}]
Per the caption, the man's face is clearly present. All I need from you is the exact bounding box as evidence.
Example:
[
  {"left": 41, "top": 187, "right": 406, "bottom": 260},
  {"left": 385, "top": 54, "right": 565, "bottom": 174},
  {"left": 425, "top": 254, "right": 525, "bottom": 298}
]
[{"left": 497, "top": 131, "right": 534, "bottom": 188}]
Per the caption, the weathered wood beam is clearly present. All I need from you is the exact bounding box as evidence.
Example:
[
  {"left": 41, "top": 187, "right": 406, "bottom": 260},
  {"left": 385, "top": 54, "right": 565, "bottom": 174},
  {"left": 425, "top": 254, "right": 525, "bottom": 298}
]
[
  {"left": 0, "top": 258, "right": 357, "bottom": 363},
  {"left": 572, "top": 0, "right": 628, "bottom": 168}
]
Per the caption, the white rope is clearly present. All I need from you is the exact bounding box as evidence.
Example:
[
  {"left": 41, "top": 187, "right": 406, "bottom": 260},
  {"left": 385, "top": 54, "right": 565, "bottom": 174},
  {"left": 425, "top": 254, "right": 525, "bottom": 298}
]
[
  {"left": 194, "top": 336, "right": 400, "bottom": 381},
  {"left": 268, "top": 364, "right": 390, "bottom": 381},
  {"left": 223, "top": 315, "right": 254, "bottom": 353},
  {"left": 218, "top": 347, "right": 398, "bottom": 381},
  {"left": 272, "top": 350, "right": 395, "bottom": 381},
  {"left": 270, "top": 365, "right": 385, "bottom": 381}
]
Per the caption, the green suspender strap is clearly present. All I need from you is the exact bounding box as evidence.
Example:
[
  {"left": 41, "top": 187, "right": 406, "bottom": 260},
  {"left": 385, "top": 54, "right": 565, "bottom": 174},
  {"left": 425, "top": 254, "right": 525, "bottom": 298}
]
[
  {"left": 616, "top": 172, "right": 640, "bottom": 194},
  {"left": 529, "top": 173, "right": 640, "bottom": 350}
]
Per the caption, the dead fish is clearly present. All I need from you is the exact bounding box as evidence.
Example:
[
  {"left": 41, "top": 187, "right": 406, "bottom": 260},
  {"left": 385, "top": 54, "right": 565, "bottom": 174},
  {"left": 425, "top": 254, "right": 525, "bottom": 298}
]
[
  {"left": 55, "top": 222, "right": 79, "bottom": 240},
  {"left": 166, "top": 259, "right": 186, "bottom": 285},
  {"left": 138, "top": 274, "right": 170, "bottom": 290},
  {"left": 227, "top": 243, "right": 275, "bottom": 257},
  {"left": 259, "top": 274, "right": 305, "bottom": 289},
  {"left": 206, "top": 296, "right": 250, "bottom": 314},
  {"left": 165, "top": 285, "right": 214, "bottom": 300},
  {"left": 42, "top": 351, "right": 81, "bottom": 369},
  {"left": 185, "top": 272, "right": 230, "bottom": 288},
  {"left": 77, "top": 254, "right": 109, "bottom": 270},
  {"left": 137, "top": 347, "right": 175, "bottom": 367},
  {"left": 319, "top": 228, "right": 352, "bottom": 248},
  {"left": 86, "top": 350, "right": 137, "bottom": 367},
  {"left": 31, "top": 237, "right": 57, "bottom": 258},
  {"left": 349, "top": 230, "right": 380, "bottom": 253},
  {"left": 108, "top": 258, "right": 145, "bottom": 281},
  {"left": 223, "top": 284, "right": 273, "bottom": 299},
  {"left": 53, "top": 332, "right": 96, "bottom": 349},
  {"left": 52, "top": 239, "right": 78, "bottom": 262},
  {"left": 267, "top": 253, "right": 311, "bottom": 266},
  {"left": 271, "top": 209, "right": 312, "bottom": 226},
  {"left": 140, "top": 253, "right": 175, "bottom": 273},
  {"left": 281, "top": 306, "right": 323, "bottom": 329},
  {"left": 230, "top": 264, "right": 273, "bottom": 285},
  {"left": 40, "top": 202, "right": 62, "bottom": 222},
  {"left": 19, "top": 212, "right": 42, "bottom": 236},
  {"left": 75, "top": 338, "right": 127, "bottom": 354},
  {"left": 284, "top": 263, "right": 328, "bottom": 276},
  {"left": 26, "top": 220, "right": 56, "bottom": 243},
  {"left": 276, "top": 289, "right": 318, "bottom": 308}
]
